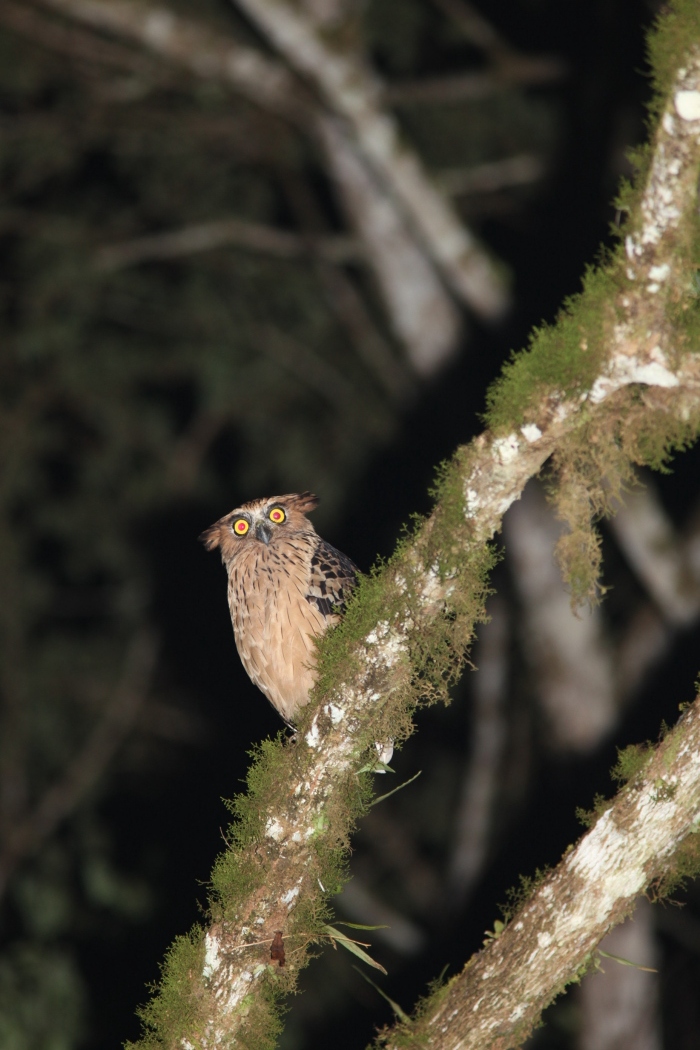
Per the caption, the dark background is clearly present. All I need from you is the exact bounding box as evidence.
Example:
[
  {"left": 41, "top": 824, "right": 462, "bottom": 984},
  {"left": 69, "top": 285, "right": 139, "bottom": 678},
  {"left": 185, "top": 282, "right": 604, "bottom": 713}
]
[{"left": 2, "top": 1, "right": 700, "bottom": 1048}]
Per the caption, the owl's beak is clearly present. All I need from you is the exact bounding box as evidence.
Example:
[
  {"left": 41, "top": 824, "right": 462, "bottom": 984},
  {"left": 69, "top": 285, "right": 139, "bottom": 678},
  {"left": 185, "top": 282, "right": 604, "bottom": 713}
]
[{"left": 255, "top": 521, "right": 272, "bottom": 545}]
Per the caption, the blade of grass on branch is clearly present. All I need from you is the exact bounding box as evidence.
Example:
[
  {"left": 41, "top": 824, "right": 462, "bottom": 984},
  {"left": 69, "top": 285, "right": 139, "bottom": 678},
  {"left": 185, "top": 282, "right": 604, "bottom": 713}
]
[{"left": 323, "top": 925, "right": 388, "bottom": 974}]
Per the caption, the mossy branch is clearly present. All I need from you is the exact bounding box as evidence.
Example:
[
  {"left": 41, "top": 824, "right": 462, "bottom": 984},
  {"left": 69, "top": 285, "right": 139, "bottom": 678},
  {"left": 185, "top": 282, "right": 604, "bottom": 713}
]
[
  {"left": 378, "top": 688, "right": 700, "bottom": 1050},
  {"left": 127, "top": 4, "right": 700, "bottom": 1048}
]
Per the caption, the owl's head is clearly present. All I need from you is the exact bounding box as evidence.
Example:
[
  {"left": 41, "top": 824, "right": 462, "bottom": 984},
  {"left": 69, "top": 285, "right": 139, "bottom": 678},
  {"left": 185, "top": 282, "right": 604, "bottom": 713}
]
[{"left": 199, "top": 491, "right": 319, "bottom": 560}]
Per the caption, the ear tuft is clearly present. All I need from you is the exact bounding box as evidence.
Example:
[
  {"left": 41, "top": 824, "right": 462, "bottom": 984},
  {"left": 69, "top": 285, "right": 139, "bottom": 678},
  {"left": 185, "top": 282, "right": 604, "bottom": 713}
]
[
  {"left": 287, "top": 491, "right": 319, "bottom": 515},
  {"left": 199, "top": 523, "right": 221, "bottom": 551}
]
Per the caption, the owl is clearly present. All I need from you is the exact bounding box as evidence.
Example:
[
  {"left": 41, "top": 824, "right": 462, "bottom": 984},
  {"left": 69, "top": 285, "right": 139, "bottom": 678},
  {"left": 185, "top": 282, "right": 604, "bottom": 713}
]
[{"left": 199, "top": 492, "right": 357, "bottom": 725}]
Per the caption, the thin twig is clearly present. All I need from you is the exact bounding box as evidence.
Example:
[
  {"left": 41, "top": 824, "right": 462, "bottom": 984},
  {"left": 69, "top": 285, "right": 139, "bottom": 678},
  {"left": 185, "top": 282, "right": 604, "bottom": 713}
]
[
  {"left": 94, "top": 219, "right": 364, "bottom": 272},
  {"left": 0, "top": 0, "right": 157, "bottom": 75},
  {"left": 384, "top": 70, "right": 564, "bottom": 107},
  {"left": 429, "top": 0, "right": 565, "bottom": 83},
  {"left": 436, "top": 154, "right": 545, "bottom": 197}
]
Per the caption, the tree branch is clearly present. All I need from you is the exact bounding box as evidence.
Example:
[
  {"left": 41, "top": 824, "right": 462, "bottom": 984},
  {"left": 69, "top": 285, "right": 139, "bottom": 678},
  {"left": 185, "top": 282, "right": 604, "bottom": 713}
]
[
  {"left": 435, "top": 154, "right": 545, "bottom": 197},
  {"left": 0, "top": 0, "right": 156, "bottom": 74},
  {"left": 32, "top": 0, "right": 308, "bottom": 120},
  {"left": 577, "top": 899, "right": 661, "bottom": 1050},
  {"left": 230, "top": 0, "right": 509, "bottom": 319},
  {"left": 317, "top": 115, "right": 463, "bottom": 377},
  {"left": 447, "top": 596, "right": 509, "bottom": 902},
  {"left": 93, "top": 219, "right": 364, "bottom": 271},
  {"left": 384, "top": 690, "right": 700, "bottom": 1050},
  {"left": 615, "top": 485, "right": 700, "bottom": 699},
  {"left": 609, "top": 478, "right": 700, "bottom": 626},
  {"left": 32, "top": 0, "right": 468, "bottom": 374},
  {"left": 126, "top": 22, "right": 700, "bottom": 1048},
  {"left": 504, "top": 481, "right": 616, "bottom": 752}
]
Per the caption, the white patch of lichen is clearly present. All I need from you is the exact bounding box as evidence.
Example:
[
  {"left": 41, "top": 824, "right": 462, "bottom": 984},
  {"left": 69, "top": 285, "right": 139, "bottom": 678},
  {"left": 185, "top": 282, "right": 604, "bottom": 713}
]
[
  {"left": 281, "top": 884, "right": 300, "bottom": 906},
  {"left": 365, "top": 621, "right": 406, "bottom": 666},
  {"left": 305, "top": 715, "right": 321, "bottom": 748},
  {"left": 588, "top": 353, "right": 680, "bottom": 405},
  {"left": 521, "top": 423, "right": 543, "bottom": 443},
  {"left": 265, "top": 818, "right": 286, "bottom": 841},
  {"left": 325, "top": 702, "right": 344, "bottom": 724},
  {"left": 492, "top": 433, "right": 521, "bottom": 465},
  {"left": 675, "top": 89, "right": 700, "bottom": 121},
  {"left": 203, "top": 931, "right": 222, "bottom": 982}
]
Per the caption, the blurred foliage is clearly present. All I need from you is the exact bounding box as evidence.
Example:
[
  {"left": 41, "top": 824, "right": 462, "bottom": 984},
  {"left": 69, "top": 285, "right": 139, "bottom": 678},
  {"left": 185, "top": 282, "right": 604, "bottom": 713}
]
[{"left": 0, "top": 942, "right": 85, "bottom": 1050}]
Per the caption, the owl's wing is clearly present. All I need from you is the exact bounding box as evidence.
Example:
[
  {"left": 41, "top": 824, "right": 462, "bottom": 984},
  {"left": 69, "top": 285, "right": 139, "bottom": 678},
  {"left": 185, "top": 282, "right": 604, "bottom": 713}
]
[{"left": 305, "top": 539, "right": 358, "bottom": 621}]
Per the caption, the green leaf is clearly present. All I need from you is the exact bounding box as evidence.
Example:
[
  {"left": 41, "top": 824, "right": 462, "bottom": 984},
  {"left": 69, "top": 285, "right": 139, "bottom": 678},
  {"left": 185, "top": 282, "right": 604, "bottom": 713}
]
[
  {"left": 598, "top": 949, "right": 658, "bottom": 973},
  {"left": 323, "top": 925, "right": 387, "bottom": 974},
  {"left": 352, "top": 965, "right": 410, "bottom": 1023},
  {"left": 370, "top": 770, "right": 422, "bottom": 807},
  {"left": 332, "top": 921, "right": 390, "bottom": 931}
]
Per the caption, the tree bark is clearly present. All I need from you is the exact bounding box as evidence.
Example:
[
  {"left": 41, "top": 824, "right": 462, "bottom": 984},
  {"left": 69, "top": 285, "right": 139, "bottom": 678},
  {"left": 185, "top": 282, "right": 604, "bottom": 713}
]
[{"left": 383, "top": 695, "right": 700, "bottom": 1050}]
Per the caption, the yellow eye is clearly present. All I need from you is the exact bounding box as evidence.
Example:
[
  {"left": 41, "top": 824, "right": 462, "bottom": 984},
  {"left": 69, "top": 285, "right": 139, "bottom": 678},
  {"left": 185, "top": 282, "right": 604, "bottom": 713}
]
[
  {"left": 268, "top": 507, "right": 286, "bottom": 524},
  {"left": 232, "top": 518, "right": 250, "bottom": 536}
]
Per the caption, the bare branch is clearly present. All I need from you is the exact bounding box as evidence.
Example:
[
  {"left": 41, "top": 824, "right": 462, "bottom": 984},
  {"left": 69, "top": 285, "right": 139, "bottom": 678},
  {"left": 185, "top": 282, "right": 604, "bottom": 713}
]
[
  {"left": 385, "top": 72, "right": 563, "bottom": 106},
  {"left": 504, "top": 481, "right": 617, "bottom": 752},
  {"left": 255, "top": 324, "right": 391, "bottom": 440},
  {"left": 577, "top": 899, "right": 661, "bottom": 1050},
  {"left": 0, "top": 0, "right": 156, "bottom": 74},
  {"left": 505, "top": 474, "right": 700, "bottom": 761},
  {"left": 429, "top": 0, "right": 565, "bottom": 83},
  {"left": 278, "top": 173, "right": 416, "bottom": 404},
  {"left": 428, "top": 0, "right": 520, "bottom": 58},
  {"left": 448, "top": 596, "right": 509, "bottom": 901},
  {"left": 436, "top": 154, "right": 546, "bottom": 197},
  {"left": 394, "top": 698, "right": 700, "bottom": 1050},
  {"left": 33, "top": 0, "right": 309, "bottom": 120},
  {"left": 615, "top": 487, "right": 700, "bottom": 699},
  {"left": 311, "top": 264, "right": 416, "bottom": 406},
  {"left": 318, "top": 116, "right": 463, "bottom": 377},
  {"left": 609, "top": 479, "right": 700, "bottom": 626},
  {"left": 230, "top": 0, "right": 510, "bottom": 319},
  {"left": 94, "top": 218, "right": 364, "bottom": 271}
]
